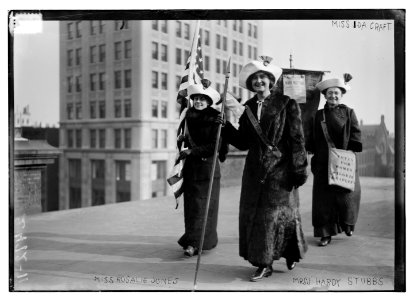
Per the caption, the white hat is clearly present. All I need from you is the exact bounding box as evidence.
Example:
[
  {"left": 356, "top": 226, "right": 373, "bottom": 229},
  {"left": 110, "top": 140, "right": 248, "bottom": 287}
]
[
  {"left": 316, "top": 74, "right": 352, "bottom": 94},
  {"left": 188, "top": 79, "right": 221, "bottom": 105},
  {"left": 239, "top": 56, "right": 283, "bottom": 91}
]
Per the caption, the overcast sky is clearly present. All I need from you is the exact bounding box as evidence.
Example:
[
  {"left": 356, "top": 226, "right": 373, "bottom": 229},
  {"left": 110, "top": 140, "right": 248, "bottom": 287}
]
[{"left": 14, "top": 18, "right": 396, "bottom": 133}]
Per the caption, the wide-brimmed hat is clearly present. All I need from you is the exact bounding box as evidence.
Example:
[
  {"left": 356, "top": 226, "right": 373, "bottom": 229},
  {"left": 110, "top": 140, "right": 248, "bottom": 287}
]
[
  {"left": 239, "top": 56, "right": 283, "bottom": 91},
  {"left": 188, "top": 79, "right": 220, "bottom": 105},
  {"left": 316, "top": 73, "right": 353, "bottom": 94}
]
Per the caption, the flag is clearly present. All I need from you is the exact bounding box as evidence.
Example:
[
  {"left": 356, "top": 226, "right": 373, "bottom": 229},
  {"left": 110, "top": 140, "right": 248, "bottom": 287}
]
[{"left": 167, "top": 20, "right": 204, "bottom": 208}]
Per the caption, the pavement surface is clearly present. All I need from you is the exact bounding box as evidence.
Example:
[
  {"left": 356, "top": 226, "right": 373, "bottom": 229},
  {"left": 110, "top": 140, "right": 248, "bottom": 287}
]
[{"left": 11, "top": 175, "right": 396, "bottom": 292}]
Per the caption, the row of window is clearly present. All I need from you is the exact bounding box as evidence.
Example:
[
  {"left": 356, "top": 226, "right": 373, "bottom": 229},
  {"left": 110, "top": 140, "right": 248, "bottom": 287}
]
[
  {"left": 67, "top": 99, "right": 131, "bottom": 120},
  {"left": 66, "top": 69, "right": 131, "bottom": 93},
  {"left": 152, "top": 20, "right": 258, "bottom": 39},
  {"left": 67, "top": 40, "right": 131, "bottom": 67},
  {"left": 151, "top": 71, "right": 168, "bottom": 90},
  {"left": 66, "top": 128, "right": 168, "bottom": 149},
  {"left": 67, "top": 20, "right": 129, "bottom": 40},
  {"left": 67, "top": 128, "right": 132, "bottom": 149}
]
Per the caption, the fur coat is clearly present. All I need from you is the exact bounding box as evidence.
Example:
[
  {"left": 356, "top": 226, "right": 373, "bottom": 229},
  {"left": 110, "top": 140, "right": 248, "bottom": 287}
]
[
  {"left": 178, "top": 106, "right": 221, "bottom": 250},
  {"left": 224, "top": 91, "right": 308, "bottom": 267}
]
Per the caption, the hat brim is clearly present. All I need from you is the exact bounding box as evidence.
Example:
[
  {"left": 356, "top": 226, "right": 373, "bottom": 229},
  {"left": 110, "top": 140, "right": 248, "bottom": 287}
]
[
  {"left": 239, "top": 60, "right": 282, "bottom": 92},
  {"left": 316, "top": 78, "right": 351, "bottom": 93},
  {"left": 188, "top": 84, "right": 221, "bottom": 105}
]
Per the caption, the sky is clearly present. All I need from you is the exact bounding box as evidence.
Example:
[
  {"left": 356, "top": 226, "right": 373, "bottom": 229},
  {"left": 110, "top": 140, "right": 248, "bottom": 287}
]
[{"left": 13, "top": 17, "right": 397, "bottom": 133}]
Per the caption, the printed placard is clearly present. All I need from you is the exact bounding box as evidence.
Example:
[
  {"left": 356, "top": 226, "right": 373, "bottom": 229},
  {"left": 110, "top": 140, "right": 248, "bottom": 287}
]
[{"left": 283, "top": 75, "right": 306, "bottom": 103}]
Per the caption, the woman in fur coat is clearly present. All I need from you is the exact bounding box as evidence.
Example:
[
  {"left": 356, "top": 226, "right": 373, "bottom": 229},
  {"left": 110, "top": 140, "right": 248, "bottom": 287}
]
[
  {"left": 177, "top": 80, "right": 221, "bottom": 257},
  {"left": 222, "top": 57, "right": 308, "bottom": 282},
  {"left": 307, "top": 75, "right": 362, "bottom": 247}
]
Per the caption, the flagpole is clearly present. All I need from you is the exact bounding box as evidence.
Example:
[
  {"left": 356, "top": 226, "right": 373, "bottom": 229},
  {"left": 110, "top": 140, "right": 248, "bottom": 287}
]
[{"left": 193, "top": 56, "right": 231, "bottom": 291}]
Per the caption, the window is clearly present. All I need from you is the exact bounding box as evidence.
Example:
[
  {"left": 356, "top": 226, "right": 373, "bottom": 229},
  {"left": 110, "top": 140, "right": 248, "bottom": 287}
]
[
  {"left": 161, "top": 44, "right": 168, "bottom": 62},
  {"left": 253, "top": 25, "right": 257, "bottom": 38},
  {"left": 204, "top": 30, "right": 210, "bottom": 46},
  {"left": 232, "top": 86, "right": 237, "bottom": 94},
  {"left": 98, "top": 129, "right": 105, "bottom": 148},
  {"left": 248, "top": 45, "right": 252, "bottom": 59},
  {"left": 90, "top": 101, "right": 96, "bottom": 119},
  {"left": 152, "top": 20, "right": 158, "bottom": 30},
  {"left": 67, "top": 23, "right": 73, "bottom": 39},
  {"left": 216, "top": 83, "right": 220, "bottom": 92},
  {"left": 239, "top": 64, "right": 242, "bottom": 76},
  {"left": 238, "top": 20, "right": 243, "bottom": 33},
  {"left": 99, "top": 100, "right": 105, "bottom": 118},
  {"left": 176, "top": 21, "right": 182, "bottom": 37},
  {"left": 114, "top": 42, "right": 121, "bottom": 60},
  {"left": 67, "top": 129, "right": 74, "bottom": 147},
  {"left": 205, "top": 55, "right": 210, "bottom": 71},
  {"left": 75, "top": 129, "right": 82, "bottom": 148},
  {"left": 223, "top": 60, "right": 227, "bottom": 73},
  {"left": 124, "top": 70, "right": 131, "bottom": 88},
  {"left": 123, "top": 21, "right": 129, "bottom": 29},
  {"left": 76, "top": 75, "right": 82, "bottom": 92},
  {"left": 224, "top": 20, "right": 228, "bottom": 27},
  {"left": 114, "top": 71, "right": 121, "bottom": 89},
  {"left": 239, "top": 41, "right": 243, "bottom": 56},
  {"left": 239, "top": 87, "right": 242, "bottom": 98},
  {"left": 124, "top": 99, "right": 131, "bottom": 117},
  {"left": 161, "top": 20, "right": 168, "bottom": 33},
  {"left": 90, "top": 46, "right": 97, "bottom": 63},
  {"left": 90, "top": 129, "right": 96, "bottom": 148},
  {"left": 152, "top": 42, "right": 158, "bottom": 60},
  {"left": 161, "top": 73, "right": 168, "bottom": 90},
  {"left": 176, "top": 48, "right": 182, "bottom": 65},
  {"left": 124, "top": 40, "right": 131, "bottom": 59},
  {"left": 233, "top": 63, "right": 237, "bottom": 77},
  {"left": 223, "top": 36, "right": 227, "bottom": 51},
  {"left": 216, "top": 58, "right": 221, "bottom": 73},
  {"left": 91, "top": 160, "right": 105, "bottom": 206},
  {"left": 151, "top": 160, "right": 166, "bottom": 197},
  {"left": 233, "top": 40, "right": 237, "bottom": 55},
  {"left": 90, "top": 73, "right": 97, "bottom": 91},
  {"left": 75, "top": 48, "right": 81, "bottom": 65},
  {"left": 160, "top": 129, "right": 167, "bottom": 148},
  {"left": 99, "top": 72, "right": 105, "bottom": 90},
  {"left": 99, "top": 44, "right": 105, "bottom": 62},
  {"left": 152, "top": 100, "right": 159, "bottom": 117},
  {"left": 216, "top": 34, "right": 221, "bottom": 49},
  {"left": 124, "top": 129, "right": 131, "bottom": 149},
  {"left": 184, "top": 50, "right": 190, "bottom": 62},
  {"left": 248, "top": 23, "right": 252, "bottom": 37},
  {"left": 176, "top": 76, "right": 181, "bottom": 90},
  {"left": 161, "top": 101, "right": 168, "bottom": 118},
  {"left": 114, "top": 129, "right": 121, "bottom": 148},
  {"left": 233, "top": 20, "right": 237, "bottom": 31},
  {"left": 254, "top": 47, "right": 257, "bottom": 59},
  {"left": 152, "top": 71, "right": 158, "bottom": 89},
  {"left": 114, "top": 100, "right": 122, "bottom": 118},
  {"left": 114, "top": 20, "right": 123, "bottom": 31},
  {"left": 67, "top": 103, "right": 73, "bottom": 120},
  {"left": 99, "top": 21, "right": 105, "bottom": 34},
  {"left": 90, "top": 21, "right": 97, "bottom": 35},
  {"left": 75, "top": 21, "right": 81, "bottom": 38},
  {"left": 69, "top": 159, "right": 82, "bottom": 209},
  {"left": 67, "top": 50, "right": 73, "bottom": 66},
  {"left": 184, "top": 23, "right": 190, "bottom": 40},
  {"left": 67, "top": 76, "right": 73, "bottom": 93},
  {"left": 69, "top": 159, "right": 82, "bottom": 178},
  {"left": 152, "top": 129, "right": 158, "bottom": 148},
  {"left": 75, "top": 103, "right": 82, "bottom": 119},
  {"left": 116, "top": 161, "right": 131, "bottom": 202}
]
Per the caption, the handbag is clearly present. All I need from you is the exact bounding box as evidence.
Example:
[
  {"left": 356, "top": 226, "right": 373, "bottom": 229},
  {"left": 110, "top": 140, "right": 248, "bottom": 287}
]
[
  {"left": 245, "top": 105, "right": 284, "bottom": 184},
  {"left": 320, "top": 110, "right": 356, "bottom": 192}
]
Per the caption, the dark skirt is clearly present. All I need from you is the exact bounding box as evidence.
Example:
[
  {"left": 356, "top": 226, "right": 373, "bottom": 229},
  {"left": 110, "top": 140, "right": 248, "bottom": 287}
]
[{"left": 178, "top": 177, "right": 220, "bottom": 250}]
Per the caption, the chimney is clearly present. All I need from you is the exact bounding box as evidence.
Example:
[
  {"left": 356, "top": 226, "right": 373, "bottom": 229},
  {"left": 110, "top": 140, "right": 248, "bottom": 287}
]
[{"left": 381, "top": 115, "right": 385, "bottom": 124}]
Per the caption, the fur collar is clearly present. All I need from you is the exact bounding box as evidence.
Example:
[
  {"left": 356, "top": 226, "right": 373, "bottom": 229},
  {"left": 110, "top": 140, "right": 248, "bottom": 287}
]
[{"left": 244, "top": 91, "right": 290, "bottom": 116}]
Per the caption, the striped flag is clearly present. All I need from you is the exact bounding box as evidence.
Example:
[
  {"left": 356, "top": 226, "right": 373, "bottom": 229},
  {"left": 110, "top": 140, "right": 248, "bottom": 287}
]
[{"left": 167, "top": 21, "right": 204, "bottom": 208}]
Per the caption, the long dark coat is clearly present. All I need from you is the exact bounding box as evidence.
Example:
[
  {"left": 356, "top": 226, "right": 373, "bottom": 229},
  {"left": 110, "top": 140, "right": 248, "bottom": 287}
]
[
  {"left": 307, "top": 104, "right": 362, "bottom": 237},
  {"left": 224, "top": 91, "right": 308, "bottom": 267},
  {"left": 178, "top": 106, "right": 221, "bottom": 250}
]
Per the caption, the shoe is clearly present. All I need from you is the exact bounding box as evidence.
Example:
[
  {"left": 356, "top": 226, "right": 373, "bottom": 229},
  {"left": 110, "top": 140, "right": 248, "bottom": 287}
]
[
  {"left": 250, "top": 266, "right": 273, "bottom": 282},
  {"left": 286, "top": 259, "right": 296, "bottom": 270},
  {"left": 184, "top": 246, "right": 198, "bottom": 257},
  {"left": 345, "top": 230, "right": 353, "bottom": 237},
  {"left": 319, "top": 236, "right": 331, "bottom": 247}
]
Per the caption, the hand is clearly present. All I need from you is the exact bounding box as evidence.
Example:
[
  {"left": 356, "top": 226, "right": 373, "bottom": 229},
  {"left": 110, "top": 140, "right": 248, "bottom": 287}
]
[
  {"left": 215, "top": 115, "right": 226, "bottom": 126},
  {"left": 178, "top": 149, "right": 192, "bottom": 161},
  {"left": 177, "top": 134, "right": 186, "bottom": 143},
  {"left": 292, "top": 173, "right": 308, "bottom": 189}
]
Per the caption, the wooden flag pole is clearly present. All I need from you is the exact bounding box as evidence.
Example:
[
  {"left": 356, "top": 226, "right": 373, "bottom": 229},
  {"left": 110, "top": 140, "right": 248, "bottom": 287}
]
[{"left": 193, "top": 56, "right": 231, "bottom": 291}]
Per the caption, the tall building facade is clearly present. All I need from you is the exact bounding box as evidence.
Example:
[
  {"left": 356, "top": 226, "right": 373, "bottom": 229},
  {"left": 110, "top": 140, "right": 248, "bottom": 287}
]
[{"left": 59, "top": 20, "right": 262, "bottom": 209}]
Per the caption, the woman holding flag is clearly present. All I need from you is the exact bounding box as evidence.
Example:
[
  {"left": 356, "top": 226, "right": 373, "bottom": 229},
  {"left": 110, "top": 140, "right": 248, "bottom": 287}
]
[
  {"left": 176, "top": 79, "right": 222, "bottom": 257},
  {"left": 221, "top": 56, "right": 308, "bottom": 281}
]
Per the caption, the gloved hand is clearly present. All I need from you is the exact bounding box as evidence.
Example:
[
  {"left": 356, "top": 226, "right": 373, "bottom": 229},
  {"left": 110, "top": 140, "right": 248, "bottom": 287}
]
[
  {"left": 292, "top": 172, "right": 308, "bottom": 189},
  {"left": 177, "top": 134, "right": 186, "bottom": 143},
  {"left": 215, "top": 115, "right": 226, "bottom": 126},
  {"left": 178, "top": 149, "right": 192, "bottom": 161}
]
